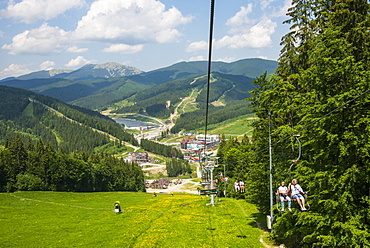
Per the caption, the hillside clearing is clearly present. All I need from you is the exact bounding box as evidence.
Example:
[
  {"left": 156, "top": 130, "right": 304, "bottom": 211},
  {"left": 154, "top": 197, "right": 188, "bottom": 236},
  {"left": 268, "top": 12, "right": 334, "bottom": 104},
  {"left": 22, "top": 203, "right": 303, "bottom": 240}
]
[{"left": 0, "top": 191, "right": 278, "bottom": 247}]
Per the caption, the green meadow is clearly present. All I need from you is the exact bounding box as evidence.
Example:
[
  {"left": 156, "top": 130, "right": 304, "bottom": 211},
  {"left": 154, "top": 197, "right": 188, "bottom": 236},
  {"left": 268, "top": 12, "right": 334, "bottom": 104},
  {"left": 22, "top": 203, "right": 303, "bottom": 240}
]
[{"left": 0, "top": 191, "right": 269, "bottom": 247}]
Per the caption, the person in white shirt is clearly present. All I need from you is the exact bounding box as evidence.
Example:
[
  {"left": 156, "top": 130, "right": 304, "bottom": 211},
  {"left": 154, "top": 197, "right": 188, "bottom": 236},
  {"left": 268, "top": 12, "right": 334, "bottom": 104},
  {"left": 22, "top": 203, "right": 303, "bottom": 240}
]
[
  {"left": 239, "top": 180, "right": 245, "bottom": 193},
  {"left": 277, "top": 181, "right": 291, "bottom": 212},
  {"left": 234, "top": 180, "right": 240, "bottom": 192},
  {"left": 289, "top": 179, "right": 307, "bottom": 211}
]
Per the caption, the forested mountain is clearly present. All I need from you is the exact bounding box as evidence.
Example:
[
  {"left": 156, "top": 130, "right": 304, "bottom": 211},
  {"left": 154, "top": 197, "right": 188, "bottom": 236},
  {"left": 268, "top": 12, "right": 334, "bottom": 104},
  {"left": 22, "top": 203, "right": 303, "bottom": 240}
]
[
  {"left": 114, "top": 72, "right": 254, "bottom": 132},
  {"left": 0, "top": 58, "right": 277, "bottom": 110},
  {"left": 140, "top": 58, "right": 277, "bottom": 83},
  {"left": 216, "top": 1, "right": 370, "bottom": 247},
  {"left": 0, "top": 76, "right": 155, "bottom": 109},
  {"left": 0, "top": 85, "right": 137, "bottom": 153}
]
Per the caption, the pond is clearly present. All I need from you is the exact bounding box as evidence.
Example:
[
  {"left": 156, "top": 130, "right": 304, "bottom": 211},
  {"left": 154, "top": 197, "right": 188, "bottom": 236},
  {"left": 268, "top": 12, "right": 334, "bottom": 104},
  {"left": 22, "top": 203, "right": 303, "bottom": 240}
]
[{"left": 113, "top": 118, "right": 159, "bottom": 128}]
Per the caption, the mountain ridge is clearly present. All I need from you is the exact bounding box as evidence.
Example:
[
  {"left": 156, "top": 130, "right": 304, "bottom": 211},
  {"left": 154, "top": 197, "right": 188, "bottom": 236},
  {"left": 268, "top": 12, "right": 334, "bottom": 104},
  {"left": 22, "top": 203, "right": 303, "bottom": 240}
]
[
  {"left": 0, "top": 58, "right": 277, "bottom": 110},
  {"left": 1, "top": 62, "right": 143, "bottom": 82},
  {"left": 1, "top": 58, "right": 276, "bottom": 82}
]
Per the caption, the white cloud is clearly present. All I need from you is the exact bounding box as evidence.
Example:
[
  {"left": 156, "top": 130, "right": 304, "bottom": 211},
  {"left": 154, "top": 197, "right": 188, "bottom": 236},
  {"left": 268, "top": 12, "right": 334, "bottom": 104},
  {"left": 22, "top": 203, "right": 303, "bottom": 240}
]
[
  {"left": 226, "top": 4, "right": 255, "bottom": 35},
  {"left": 2, "top": 23, "right": 69, "bottom": 55},
  {"left": 215, "top": 57, "right": 236, "bottom": 63},
  {"left": 39, "top": 60, "right": 55, "bottom": 70},
  {"left": 189, "top": 55, "right": 205, "bottom": 61},
  {"left": 226, "top": 4, "right": 253, "bottom": 28},
  {"left": 186, "top": 40, "right": 208, "bottom": 52},
  {"left": 186, "top": 5, "right": 277, "bottom": 52},
  {"left": 64, "top": 56, "right": 94, "bottom": 68},
  {"left": 260, "top": 0, "right": 275, "bottom": 10},
  {"left": 2, "top": 0, "right": 192, "bottom": 56},
  {"left": 0, "top": 0, "right": 85, "bottom": 24},
  {"left": 0, "top": 64, "right": 32, "bottom": 79},
  {"left": 216, "top": 17, "right": 277, "bottom": 49},
  {"left": 67, "top": 46, "right": 88, "bottom": 53},
  {"left": 73, "top": 0, "right": 192, "bottom": 44},
  {"left": 102, "top": 44, "right": 143, "bottom": 54}
]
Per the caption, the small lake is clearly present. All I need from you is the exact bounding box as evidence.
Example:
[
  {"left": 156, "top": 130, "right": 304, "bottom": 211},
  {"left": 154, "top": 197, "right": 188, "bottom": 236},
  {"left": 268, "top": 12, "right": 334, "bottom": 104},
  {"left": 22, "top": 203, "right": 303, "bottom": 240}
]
[{"left": 114, "top": 118, "right": 159, "bottom": 128}]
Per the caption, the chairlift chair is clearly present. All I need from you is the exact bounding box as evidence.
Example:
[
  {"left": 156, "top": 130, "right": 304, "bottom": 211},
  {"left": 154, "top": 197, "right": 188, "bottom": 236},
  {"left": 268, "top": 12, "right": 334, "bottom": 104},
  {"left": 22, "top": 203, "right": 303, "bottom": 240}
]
[
  {"left": 276, "top": 191, "right": 310, "bottom": 212},
  {"left": 276, "top": 134, "right": 311, "bottom": 211}
]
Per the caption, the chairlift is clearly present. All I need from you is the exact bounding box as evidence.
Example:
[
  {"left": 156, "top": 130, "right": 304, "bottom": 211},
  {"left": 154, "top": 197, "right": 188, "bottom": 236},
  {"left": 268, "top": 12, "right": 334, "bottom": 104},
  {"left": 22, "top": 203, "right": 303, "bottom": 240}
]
[
  {"left": 198, "top": 158, "right": 219, "bottom": 203},
  {"left": 275, "top": 191, "right": 310, "bottom": 212},
  {"left": 276, "top": 134, "right": 310, "bottom": 211}
]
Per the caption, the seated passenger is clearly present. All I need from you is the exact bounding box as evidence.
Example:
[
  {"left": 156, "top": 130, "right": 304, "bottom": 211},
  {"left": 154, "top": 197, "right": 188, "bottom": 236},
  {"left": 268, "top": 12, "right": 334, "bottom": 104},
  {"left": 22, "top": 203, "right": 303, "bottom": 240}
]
[
  {"left": 289, "top": 179, "right": 307, "bottom": 211},
  {"left": 277, "top": 181, "right": 291, "bottom": 212}
]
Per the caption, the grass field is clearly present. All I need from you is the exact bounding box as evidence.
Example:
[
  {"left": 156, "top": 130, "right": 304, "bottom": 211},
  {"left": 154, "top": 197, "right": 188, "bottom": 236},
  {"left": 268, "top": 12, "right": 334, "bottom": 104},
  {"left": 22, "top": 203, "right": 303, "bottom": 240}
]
[{"left": 0, "top": 191, "right": 270, "bottom": 247}]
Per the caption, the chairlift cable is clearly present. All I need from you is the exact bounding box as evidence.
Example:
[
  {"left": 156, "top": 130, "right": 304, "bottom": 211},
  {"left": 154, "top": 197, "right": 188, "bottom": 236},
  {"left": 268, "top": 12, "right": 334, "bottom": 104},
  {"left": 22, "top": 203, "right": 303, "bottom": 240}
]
[
  {"left": 203, "top": 0, "right": 215, "bottom": 162},
  {"left": 199, "top": 0, "right": 217, "bottom": 203}
]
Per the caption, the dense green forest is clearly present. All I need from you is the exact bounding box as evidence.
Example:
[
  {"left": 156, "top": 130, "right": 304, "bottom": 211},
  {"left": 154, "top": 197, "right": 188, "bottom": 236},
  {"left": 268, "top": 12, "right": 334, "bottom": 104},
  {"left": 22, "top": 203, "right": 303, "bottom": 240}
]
[
  {"left": 140, "top": 139, "right": 183, "bottom": 159},
  {"left": 0, "top": 85, "right": 138, "bottom": 153},
  {"left": 216, "top": 1, "right": 369, "bottom": 247},
  {"left": 166, "top": 158, "right": 192, "bottom": 177},
  {"left": 0, "top": 135, "right": 145, "bottom": 192}
]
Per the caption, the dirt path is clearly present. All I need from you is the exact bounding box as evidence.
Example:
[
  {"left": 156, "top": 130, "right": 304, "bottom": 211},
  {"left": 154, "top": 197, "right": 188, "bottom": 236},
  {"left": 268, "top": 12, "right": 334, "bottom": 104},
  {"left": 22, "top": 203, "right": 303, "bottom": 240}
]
[
  {"left": 169, "top": 88, "right": 199, "bottom": 129},
  {"left": 145, "top": 179, "right": 199, "bottom": 194}
]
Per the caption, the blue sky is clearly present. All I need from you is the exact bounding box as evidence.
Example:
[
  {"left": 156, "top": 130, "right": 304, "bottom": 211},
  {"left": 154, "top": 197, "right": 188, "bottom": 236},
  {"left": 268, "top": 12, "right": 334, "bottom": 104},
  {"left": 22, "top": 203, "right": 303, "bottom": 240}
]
[{"left": 0, "top": 0, "right": 292, "bottom": 79}]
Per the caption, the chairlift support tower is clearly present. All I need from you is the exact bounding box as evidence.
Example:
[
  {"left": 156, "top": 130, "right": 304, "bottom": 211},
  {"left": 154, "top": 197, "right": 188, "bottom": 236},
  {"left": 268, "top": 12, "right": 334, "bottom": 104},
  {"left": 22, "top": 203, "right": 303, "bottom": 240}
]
[
  {"left": 200, "top": 157, "right": 219, "bottom": 206},
  {"left": 205, "top": 164, "right": 218, "bottom": 206}
]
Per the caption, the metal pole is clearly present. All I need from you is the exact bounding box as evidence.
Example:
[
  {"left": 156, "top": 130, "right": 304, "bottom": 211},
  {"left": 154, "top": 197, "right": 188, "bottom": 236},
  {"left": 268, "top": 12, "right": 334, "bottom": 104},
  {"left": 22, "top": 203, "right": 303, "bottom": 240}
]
[
  {"left": 224, "top": 164, "right": 226, "bottom": 198},
  {"left": 268, "top": 111, "right": 274, "bottom": 233},
  {"left": 210, "top": 166, "right": 215, "bottom": 206}
]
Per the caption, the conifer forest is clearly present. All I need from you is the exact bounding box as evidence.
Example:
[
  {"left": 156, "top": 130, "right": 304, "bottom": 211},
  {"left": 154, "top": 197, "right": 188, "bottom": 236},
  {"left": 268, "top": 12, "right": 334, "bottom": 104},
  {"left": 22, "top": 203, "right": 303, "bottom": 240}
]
[{"left": 216, "top": 1, "right": 369, "bottom": 247}]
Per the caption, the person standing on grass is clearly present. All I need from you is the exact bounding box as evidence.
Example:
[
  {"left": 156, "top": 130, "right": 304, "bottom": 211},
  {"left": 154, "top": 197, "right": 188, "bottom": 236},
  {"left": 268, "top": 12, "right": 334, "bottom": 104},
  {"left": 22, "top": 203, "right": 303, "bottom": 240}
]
[
  {"left": 114, "top": 201, "right": 122, "bottom": 212},
  {"left": 277, "top": 181, "right": 291, "bottom": 212}
]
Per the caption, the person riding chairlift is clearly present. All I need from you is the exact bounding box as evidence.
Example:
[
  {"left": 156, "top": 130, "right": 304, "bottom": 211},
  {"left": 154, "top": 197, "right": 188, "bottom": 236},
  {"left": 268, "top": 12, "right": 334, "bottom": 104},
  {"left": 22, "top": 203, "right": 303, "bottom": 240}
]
[
  {"left": 289, "top": 179, "right": 307, "bottom": 211},
  {"left": 277, "top": 180, "right": 291, "bottom": 212}
]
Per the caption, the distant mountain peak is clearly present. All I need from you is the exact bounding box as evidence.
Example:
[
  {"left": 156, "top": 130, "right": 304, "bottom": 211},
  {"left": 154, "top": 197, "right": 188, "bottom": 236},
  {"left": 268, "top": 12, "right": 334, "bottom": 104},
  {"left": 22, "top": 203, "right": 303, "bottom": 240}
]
[
  {"left": 48, "top": 69, "right": 73, "bottom": 77},
  {"left": 1, "top": 62, "right": 143, "bottom": 82},
  {"left": 93, "top": 62, "right": 126, "bottom": 69},
  {"left": 92, "top": 62, "right": 142, "bottom": 77}
]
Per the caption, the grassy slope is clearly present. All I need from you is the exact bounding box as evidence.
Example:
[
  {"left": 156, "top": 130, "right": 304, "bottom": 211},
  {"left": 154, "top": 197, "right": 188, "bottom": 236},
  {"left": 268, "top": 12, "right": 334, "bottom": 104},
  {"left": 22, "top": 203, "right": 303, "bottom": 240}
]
[
  {"left": 197, "top": 114, "right": 257, "bottom": 137},
  {"left": 0, "top": 191, "right": 268, "bottom": 247}
]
